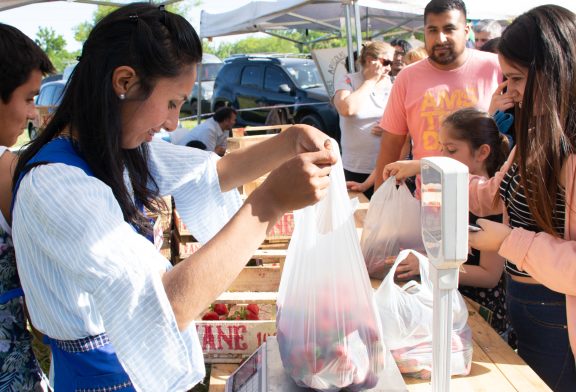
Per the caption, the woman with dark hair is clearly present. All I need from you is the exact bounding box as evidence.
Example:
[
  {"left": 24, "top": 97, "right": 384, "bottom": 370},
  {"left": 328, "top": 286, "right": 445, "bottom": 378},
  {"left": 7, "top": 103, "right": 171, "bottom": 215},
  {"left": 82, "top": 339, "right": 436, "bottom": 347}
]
[
  {"left": 468, "top": 5, "right": 576, "bottom": 390},
  {"left": 11, "top": 3, "right": 336, "bottom": 391},
  {"left": 0, "top": 23, "right": 54, "bottom": 391}
]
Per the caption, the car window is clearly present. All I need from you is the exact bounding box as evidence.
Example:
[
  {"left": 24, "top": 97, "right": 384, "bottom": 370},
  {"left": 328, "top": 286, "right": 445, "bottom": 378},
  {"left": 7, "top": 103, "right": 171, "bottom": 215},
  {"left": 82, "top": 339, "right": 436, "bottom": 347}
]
[
  {"left": 199, "top": 63, "right": 223, "bottom": 82},
  {"left": 37, "top": 85, "right": 55, "bottom": 106},
  {"left": 218, "top": 63, "right": 242, "bottom": 85},
  {"left": 285, "top": 61, "right": 323, "bottom": 89},
  {"left": 53, "top": 84, "right": 65, "bottom": 105},
  {"left": 264, "top": 66, "right": 291, "bottom": 92},
  {"left": 240, "top": 65, "right": 262, "bottom": 88}
]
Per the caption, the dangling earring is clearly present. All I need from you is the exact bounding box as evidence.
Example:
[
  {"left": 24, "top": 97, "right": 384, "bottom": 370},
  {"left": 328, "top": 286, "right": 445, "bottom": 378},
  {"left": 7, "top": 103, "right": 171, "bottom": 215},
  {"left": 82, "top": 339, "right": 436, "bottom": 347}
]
[{"left": 119, "top": 93, "right": 126, "bottom": 100}]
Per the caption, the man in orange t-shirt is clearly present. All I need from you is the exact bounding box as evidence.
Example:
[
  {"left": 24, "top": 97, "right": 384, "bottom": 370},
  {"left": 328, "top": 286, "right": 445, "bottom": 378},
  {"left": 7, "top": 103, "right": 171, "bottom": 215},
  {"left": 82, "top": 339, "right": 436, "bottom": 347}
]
[{"left": 348, "top": 0, "right": 502, "bottom": 194}]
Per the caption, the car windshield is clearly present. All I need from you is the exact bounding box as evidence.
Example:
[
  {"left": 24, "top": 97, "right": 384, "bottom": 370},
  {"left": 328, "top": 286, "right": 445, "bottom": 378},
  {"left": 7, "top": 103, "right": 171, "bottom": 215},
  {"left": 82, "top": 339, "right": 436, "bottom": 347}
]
[
  {"left": 198, "top": 63, "right": 223, "bottom": 82},
  {"left": 285, "top": 62, "right": 323, "bottom": 89}
]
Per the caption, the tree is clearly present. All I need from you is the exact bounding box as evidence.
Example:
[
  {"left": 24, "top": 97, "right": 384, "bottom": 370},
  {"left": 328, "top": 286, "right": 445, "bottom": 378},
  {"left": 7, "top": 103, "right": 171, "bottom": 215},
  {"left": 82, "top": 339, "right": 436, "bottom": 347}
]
[
  {"left": 35, "top": 27, "right": 76, "bottom": 72},
  {"left": 73, "top": 2, "right": 197, "bottom": 47}
]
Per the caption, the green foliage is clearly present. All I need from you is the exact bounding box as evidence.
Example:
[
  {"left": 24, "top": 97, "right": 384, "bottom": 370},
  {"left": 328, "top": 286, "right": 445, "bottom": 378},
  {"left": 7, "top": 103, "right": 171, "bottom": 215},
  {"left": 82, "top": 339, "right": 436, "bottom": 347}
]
[{"left": 34, "top": 27, "right": 77, "bottom": 72}]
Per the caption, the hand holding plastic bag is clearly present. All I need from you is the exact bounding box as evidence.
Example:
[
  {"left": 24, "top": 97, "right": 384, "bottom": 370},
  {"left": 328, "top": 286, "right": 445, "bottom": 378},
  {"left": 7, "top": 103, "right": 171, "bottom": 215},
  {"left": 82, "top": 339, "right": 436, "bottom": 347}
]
[
  {"left": 361, "top": 177, "right": 424, "bottom": 279},
  {"left": 276, "top": 145, "right": 393, "bottom": 391}
]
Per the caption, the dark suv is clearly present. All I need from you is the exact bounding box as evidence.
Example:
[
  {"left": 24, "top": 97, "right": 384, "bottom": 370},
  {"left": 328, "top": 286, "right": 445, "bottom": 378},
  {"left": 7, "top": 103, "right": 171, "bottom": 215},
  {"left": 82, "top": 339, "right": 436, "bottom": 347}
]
[{"left": 211, "top": 55, "right": 340, "bottom": 140}]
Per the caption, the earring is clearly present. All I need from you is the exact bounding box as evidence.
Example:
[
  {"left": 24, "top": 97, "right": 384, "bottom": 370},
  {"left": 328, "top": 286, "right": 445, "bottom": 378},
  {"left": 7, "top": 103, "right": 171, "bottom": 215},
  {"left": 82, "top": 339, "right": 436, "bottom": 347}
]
[{"left": 119, "top": 93, "right": 126, "bottom": 100}]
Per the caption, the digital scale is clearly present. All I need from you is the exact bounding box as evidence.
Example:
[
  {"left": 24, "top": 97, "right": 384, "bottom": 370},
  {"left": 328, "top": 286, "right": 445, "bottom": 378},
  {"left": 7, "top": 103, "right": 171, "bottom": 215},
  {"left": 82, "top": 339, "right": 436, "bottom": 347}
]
[
  {"left": 226, "top": 157, "right": 469, "bottom": 392},
  {"left": 420, "top": 157, "right": 469, "bottom": 392}
]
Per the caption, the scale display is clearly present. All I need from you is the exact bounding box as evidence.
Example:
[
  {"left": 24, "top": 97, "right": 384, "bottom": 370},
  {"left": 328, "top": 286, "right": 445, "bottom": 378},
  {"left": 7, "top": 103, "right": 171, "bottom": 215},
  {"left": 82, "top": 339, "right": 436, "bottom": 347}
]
[{"left": 420, "top": 157, "right": 469, "bottom": 269}]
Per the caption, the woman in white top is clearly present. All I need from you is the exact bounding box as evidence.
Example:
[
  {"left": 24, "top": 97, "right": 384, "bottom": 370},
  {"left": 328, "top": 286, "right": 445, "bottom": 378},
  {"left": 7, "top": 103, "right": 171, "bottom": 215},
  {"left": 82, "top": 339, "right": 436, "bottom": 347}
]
[
  {"left": 11, "top": 4, "right": 336, "bottom": 392},
  {"left": 333, "top": 41, "right": 394, "bottom": 198}
]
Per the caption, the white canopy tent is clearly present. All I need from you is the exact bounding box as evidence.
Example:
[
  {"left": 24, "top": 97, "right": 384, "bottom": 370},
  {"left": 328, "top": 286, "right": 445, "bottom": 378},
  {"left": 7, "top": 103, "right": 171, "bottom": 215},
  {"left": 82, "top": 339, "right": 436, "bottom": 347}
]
[{"left": 201, "top": 0, "right": 576, "bottom": 42}]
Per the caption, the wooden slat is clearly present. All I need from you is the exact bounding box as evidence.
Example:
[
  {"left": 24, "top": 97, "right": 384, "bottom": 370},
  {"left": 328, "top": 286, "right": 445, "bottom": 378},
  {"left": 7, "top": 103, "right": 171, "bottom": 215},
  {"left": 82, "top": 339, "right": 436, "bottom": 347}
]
[
  {"left": 215, "top": 291, "right": 278, "bottom": 304},
  {"left": 227, "top": 265, "right": 281, "bottom": 292},
  {"left": 209, "top": 363, "right": 239, "bottom": 392}
]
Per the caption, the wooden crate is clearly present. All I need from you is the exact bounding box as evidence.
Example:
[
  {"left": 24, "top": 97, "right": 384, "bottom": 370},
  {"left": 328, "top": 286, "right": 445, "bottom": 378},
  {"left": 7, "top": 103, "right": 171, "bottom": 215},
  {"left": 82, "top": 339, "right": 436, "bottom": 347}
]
[{"left": 197, "top": 248, "right": 286, "bottom": 364}]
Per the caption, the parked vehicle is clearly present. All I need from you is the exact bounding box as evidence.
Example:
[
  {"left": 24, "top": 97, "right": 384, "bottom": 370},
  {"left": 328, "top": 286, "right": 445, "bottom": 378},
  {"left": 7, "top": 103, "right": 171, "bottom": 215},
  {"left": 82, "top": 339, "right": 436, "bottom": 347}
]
[
  {"left": 27, "top": 79, "right": 66, "bottom": 139},
  {"left": 181, "top": 53, "right": 223, "bottom": 115},
  {"left": 27, "top": 62, "right": 76, "bottom": 139},
  {"left": 211, "top": 55, "right": 340, "bottom": 140}
]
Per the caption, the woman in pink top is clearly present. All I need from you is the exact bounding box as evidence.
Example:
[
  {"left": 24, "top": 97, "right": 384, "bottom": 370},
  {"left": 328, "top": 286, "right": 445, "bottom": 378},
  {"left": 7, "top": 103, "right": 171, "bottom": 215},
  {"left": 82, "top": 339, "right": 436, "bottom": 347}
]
[{"left": 469, "top": 5, "right": 576, "bottom": 390}]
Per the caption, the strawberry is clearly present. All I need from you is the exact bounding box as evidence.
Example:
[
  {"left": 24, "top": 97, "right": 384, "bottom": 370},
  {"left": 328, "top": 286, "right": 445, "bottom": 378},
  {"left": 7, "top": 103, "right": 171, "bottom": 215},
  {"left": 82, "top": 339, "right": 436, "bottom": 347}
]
[
  {"left": 201, "top": 311, "right": 219, "bottom": 320},
  {"left": 246, "top": 304, "right": 259, "bottom": 316},
  {"left": 213, "top": 303, "right": 229, "bottom": 316},
  {"left": 246, "top": 312, "right": 259, "bottom": 320}
]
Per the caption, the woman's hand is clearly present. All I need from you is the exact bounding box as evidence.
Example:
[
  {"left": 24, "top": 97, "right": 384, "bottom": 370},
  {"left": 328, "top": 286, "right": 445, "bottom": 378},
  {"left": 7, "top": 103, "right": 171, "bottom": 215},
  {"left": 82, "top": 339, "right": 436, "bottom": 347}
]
[
  {"left": 383, "top": 160, "right": 420, "bottom": 182},
  {"left": 488, "top": 80, "right": 515, "bottom": 115},
  {"left": 362, "top": 59, "right": 386, "bottom": 82},
  {"left": 385, "top": 253, "right": 420, "bottom": 280},
  {"left": 371, "top": 124, "right": 384, "bottom": 136},
  {"left": 289, "top": 124, "right": 338, "bottom": 157},
  {"left": 257, "top": 144, "right": 336, "bottom": 214},
  {"left": 346, "top": 180, "right": 368, "bottom": 192},
  {"left": 468, "top": 218, "right": 512, "bottom": 253}
]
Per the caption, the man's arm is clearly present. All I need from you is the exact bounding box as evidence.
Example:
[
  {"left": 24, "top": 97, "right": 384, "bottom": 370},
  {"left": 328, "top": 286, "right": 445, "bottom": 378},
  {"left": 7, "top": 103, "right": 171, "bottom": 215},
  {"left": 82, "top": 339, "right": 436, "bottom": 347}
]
[{"left": 373, "top": 130, "right": 407, "bottom": 190}]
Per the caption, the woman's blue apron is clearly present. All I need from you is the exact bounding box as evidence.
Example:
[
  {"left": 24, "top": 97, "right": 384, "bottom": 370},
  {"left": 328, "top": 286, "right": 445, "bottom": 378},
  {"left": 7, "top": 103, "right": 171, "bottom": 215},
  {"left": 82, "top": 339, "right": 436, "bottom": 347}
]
[{"left": 12, "top": 138, "right": 151, "bottom": 391}]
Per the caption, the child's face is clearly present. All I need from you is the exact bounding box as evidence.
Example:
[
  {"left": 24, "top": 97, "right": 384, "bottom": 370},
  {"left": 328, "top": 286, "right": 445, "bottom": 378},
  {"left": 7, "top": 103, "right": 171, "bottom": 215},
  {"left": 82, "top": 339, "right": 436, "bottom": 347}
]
[
  {"left": 439, "top": 124, "right": 483, "bottom": 175},
  {"left": 0, "top": 69, "right": 42, "bottom": 147}
]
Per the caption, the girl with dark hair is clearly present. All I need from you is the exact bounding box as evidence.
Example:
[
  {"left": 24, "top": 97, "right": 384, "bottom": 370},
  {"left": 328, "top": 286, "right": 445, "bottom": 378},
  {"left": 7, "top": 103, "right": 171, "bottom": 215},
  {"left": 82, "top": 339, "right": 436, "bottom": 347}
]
[
  {"left": 0, "top": 23, "right": 54, "bottom": 391},
  {"left": 468, "top": 5, "right": 576, "bottom": 390},
  {"left": 382, "top": 108, "right": 511, "bottom": 339},
  {"left": 10, "top": 3, "right": 336, "bottom": 391}
]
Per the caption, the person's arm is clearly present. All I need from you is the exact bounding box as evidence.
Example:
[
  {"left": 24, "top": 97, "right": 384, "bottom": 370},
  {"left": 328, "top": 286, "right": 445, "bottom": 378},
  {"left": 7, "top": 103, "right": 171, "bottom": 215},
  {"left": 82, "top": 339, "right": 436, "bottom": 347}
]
[
  {"left": 383, "top": 160, "right": 420, "bottom": 182},
  {"left": 373, "top": 130, "right": 407, "bottom": 190},
  {"left": 333, "top": 62, "right": 384, "bottom": 117},
  {"left": 0, "top": 149, "right": 17, "bottom": 221},
  {"left": 162, "top": 128, "right": 336, "bottom": 330},
  {"left": 459, "top": 249, "right": 504, "bottom": 288},
  {"left": 217, "top": 124, "right": 330, "bottom": 192}
]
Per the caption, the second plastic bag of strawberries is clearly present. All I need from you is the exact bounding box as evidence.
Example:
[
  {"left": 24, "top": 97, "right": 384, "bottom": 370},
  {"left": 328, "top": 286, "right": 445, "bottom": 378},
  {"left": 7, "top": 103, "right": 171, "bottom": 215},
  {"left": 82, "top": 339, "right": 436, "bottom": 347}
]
[{"left": 276, "top": 141, "right": 405, "bottom": 391}]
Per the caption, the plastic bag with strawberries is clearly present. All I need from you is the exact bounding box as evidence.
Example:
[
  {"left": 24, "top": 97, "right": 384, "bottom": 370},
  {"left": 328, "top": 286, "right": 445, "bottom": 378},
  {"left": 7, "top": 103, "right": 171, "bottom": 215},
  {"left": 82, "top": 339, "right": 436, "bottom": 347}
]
[
  {"left": 276, "top": 145, "right": 405, "bottom": 391},
  {"left": 374, "top": 250, "right": 473, "bottom": 379},
  {"left": 360, "top": 177, "right": 424, "bottom": 279}
]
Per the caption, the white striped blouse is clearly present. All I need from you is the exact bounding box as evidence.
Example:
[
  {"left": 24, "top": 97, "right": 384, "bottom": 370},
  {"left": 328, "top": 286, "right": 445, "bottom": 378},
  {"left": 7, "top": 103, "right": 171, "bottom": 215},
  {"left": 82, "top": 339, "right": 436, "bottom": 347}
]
[{"left": 11, "top": 139, "right": 242, "bottom": 391}]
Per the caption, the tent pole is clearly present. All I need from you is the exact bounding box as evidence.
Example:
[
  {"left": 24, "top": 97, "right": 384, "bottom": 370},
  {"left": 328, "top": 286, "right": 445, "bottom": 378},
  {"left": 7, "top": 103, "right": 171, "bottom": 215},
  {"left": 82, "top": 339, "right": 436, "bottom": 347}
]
[
  {"left": 353, "top": 1, "right": 362, "bottom": 56},
  {"left": 344, "top": 3, "right": 355, "bottom": 73}
]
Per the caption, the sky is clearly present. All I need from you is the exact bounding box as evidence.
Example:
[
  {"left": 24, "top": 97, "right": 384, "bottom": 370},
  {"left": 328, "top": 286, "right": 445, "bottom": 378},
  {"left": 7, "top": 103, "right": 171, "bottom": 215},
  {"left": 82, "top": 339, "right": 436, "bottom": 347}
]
[{"left": 0, "top": 0, "right": 258, "bottom": 51}]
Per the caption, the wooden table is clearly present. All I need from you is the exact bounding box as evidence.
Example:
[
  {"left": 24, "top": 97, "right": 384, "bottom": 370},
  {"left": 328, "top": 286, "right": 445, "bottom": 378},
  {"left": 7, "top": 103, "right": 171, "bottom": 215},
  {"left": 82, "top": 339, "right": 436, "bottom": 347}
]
[
  {"left": 207, "top": 191, "right": 552, "bottom": 391},
  {"left": 208, "top": 300, "right": 550, "bottom": 391}
]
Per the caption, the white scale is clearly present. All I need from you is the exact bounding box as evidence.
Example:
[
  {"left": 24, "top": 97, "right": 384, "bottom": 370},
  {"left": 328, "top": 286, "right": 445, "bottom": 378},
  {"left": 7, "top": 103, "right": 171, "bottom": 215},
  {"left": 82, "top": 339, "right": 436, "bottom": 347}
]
[{"left": 226, "top": 157, "right": 469, "bottom": 392}]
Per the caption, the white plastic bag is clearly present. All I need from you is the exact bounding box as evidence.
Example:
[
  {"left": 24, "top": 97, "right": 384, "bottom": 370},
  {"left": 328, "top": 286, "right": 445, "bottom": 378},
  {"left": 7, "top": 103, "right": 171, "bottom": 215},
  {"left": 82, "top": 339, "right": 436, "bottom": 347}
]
[
  {"left": 361, "top": 177, "right": 424, "bottom": 279},
  {"left": 375, "top": 250, "right": 473, "bottom": 379},
  {"left": 276, "top": 148, "right": 404, "bottom": 391}
]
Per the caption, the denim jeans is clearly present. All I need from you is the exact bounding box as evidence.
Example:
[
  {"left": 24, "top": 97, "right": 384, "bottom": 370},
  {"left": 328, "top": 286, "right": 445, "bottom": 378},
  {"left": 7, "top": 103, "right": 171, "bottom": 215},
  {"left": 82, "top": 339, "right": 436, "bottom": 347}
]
[{"left": 506, "top": 274, "right": 576, "bottom": 391}]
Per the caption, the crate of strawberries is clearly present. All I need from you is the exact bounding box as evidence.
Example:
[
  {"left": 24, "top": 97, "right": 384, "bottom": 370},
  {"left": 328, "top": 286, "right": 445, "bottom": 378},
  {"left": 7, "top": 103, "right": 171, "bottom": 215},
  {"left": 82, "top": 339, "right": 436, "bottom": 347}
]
[{"left": 196, "top": 301, "right": 277, "bottom": 363}]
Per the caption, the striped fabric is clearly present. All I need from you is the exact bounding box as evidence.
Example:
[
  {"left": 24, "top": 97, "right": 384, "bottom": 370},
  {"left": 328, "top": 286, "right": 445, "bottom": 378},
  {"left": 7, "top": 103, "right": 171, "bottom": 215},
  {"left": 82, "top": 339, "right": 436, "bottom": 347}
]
[
  {"left": 12, "top": 140, "right": 242, "bottom": 391},
  {"left": 499, "top": 163, "right": 565, "bottom": 277}
]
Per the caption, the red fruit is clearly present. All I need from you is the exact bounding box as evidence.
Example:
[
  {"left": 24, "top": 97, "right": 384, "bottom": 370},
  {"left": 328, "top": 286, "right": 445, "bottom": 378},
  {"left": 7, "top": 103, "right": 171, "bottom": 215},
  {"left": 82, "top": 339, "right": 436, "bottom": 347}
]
[
  {"left": 246, "top": 312, "right": 259, "bottom": 320},
  {"left": 246, "top": 304, "right": 259, "bottom": 316},
  {"left": 201, "top": 311, "right": 219, "bottom": 320},
  {"left": 213, "top": 303, "right": 229, "bottom": 316}
]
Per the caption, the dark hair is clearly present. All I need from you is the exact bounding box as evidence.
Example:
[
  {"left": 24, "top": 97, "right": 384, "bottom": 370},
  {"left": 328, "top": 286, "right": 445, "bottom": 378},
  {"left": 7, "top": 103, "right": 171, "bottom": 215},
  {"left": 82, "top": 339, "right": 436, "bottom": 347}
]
[
  {"left": 498, "top": 5, "right": 576, "bottom": 236},
  {"left": 185, "top": 140, "right": 207, "bottom": 150},
  {"left": 14, "top": 3, "right": 202, "bottom": 236},
  {"left": 213, "top": 106, "right": 236, "bottom": 123},
  {"left": 479, "top": 37, "right": 500, "bottom": 53},
  {"left": 443, "top": 108, "right": 509, "bottom": 177},
  {"left": 389, "top": 38, "right": 412, "bottom": 54},
  {"left": 0, "top": 23, "right": 54, "bottom": 103},
  {"left": 424, "top": 0, "right": 467, "bottom": 23}
]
